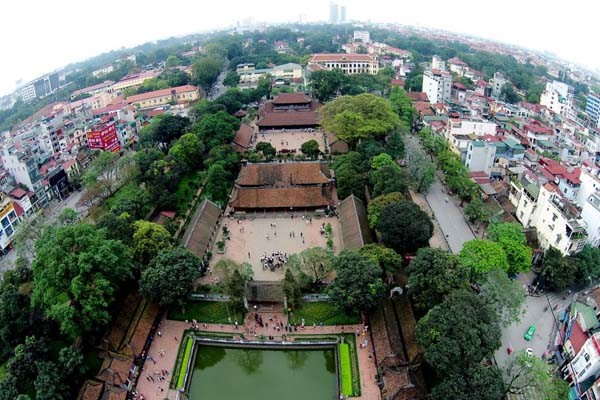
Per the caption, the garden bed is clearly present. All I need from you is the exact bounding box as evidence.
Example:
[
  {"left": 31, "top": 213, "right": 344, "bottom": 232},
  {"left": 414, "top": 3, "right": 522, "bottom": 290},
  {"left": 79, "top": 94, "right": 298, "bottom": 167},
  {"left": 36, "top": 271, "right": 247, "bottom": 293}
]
[
  {"left": 289, "top": 302, "right": 360, "bottom": 326},
  {"left": 167, "top": 300, "right": 245, "bottom": 324}
]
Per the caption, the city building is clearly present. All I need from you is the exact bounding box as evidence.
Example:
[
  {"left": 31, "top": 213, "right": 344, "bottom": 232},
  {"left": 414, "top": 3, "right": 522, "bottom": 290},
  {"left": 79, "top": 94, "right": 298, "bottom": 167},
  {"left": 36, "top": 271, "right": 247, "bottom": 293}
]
[
  {"left": 339, "top": 5, "right": 346, "bottom": 22},
  {"left": 19, "top": 72, "right": 60, "bottom": 102},
  {"left": 92, "top": 65, "right": 114, "bottom": 78},
  {"left": 256, "top": 92, "right": 321, "bottom": 131},
  {"left": 85, "top": 122, "right": 121, "bottom": 153},
  {"left": 586, "top": 93, "right": 600, "bottom": 128},
  {"left": 353, "top": 30, "right": 370, "bottom": 43},
  {"left": 308, "top": 54, "right": 379, "bottom": 75},
  {"left": 329, "top": 2, "right": 339, "bottom": 23},
  {"left": 112, "top": 71, "right": 157, "bottom": 92},
  {"left": 540, "top": 80, "right": 575, "bottom": 118},
  {"left": 70, "top": 81, "right": 114, "bottom": 100},
  {"left": 125, "top": 85, "right": 199, "bottom": 110},
  {"left": 490, "top": 72, "right": 509, "bottom": 98},
  {"left": 466, "top": 140, "right": 497, "bottom": 175},
  {"left": 422, "top": 69, "right": 452, "bottom": 104},
  {"left": 0, "top": 195, "right": 21, "bottom": 254}
]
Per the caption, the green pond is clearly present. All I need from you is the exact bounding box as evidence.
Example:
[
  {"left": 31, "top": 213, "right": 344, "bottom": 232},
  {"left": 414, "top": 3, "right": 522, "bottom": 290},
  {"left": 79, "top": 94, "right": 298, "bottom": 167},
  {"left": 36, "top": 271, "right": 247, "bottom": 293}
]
[{"left": 188, "top": 345, "right": 338, "bottom": 400}]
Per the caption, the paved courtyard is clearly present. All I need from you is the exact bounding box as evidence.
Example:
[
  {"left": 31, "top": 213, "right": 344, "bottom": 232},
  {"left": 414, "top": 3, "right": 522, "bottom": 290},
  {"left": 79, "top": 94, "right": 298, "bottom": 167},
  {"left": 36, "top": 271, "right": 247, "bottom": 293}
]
[
  {"left": 209, "top": 215, "right": 343, "bottom": 281},
  {"left": 255, "top": 130, "right": 325, "bottom": 153}
]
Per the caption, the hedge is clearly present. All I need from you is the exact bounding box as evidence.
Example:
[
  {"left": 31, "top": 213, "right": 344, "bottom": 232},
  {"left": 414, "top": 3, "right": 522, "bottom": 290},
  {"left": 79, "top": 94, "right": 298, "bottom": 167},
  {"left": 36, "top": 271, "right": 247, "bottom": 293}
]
[
  {"left": 177, "top": 337, "right": 194, "bottom": 389},
  {"left": 339, "top": 342, "right": 353, "bottom": 396}
]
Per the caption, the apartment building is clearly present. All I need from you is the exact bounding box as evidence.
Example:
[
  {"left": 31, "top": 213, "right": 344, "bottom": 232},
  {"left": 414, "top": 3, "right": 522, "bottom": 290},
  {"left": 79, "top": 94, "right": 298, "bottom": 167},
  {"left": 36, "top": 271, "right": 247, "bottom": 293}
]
[
  {"left": 422, "top": 69, "right": 452, "bottom": 104},
  {"left": 540, "top": 80, "right": 575, "bottom": 118}
]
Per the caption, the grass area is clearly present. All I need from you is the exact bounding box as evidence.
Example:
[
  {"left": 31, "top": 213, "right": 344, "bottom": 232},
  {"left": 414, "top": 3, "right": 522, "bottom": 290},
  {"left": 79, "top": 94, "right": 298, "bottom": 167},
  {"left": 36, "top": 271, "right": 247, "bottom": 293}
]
[
  {"left": 176, "top": 337, "right": 194, "bottom": 389},
  {"left": 174, "top": 170, "right": 205, "bottom": 215},
  {"left": 343, "top": 333, "right": 361, "bottom": 396},
  {"left": 103, "top": 181, "right": 140, "bottom": 212},
  {"left": 289, "top": 302, "right": 360, "bottom": 326},
  {"left": 0, "top": 361, "right": 5, "bottom": 381},
  {"left": 167, "top": 300, "right": 245, "bottom": 325},
  {"left": 339, "top": 343, "right": 353, "bottom": 396}
]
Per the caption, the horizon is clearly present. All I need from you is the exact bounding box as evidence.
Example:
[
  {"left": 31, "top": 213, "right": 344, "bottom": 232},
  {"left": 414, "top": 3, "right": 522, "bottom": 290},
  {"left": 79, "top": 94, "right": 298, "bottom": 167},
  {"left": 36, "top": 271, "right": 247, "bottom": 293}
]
[{"left": 1, "top": 0, "right": 598, "bottom": 97}]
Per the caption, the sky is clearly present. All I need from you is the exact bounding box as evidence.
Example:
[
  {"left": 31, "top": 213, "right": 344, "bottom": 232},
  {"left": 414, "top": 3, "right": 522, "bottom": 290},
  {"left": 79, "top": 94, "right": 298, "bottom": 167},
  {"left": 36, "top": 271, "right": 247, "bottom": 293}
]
[{"left": 1, "top": 0, "right": 597, "bottom": 97}]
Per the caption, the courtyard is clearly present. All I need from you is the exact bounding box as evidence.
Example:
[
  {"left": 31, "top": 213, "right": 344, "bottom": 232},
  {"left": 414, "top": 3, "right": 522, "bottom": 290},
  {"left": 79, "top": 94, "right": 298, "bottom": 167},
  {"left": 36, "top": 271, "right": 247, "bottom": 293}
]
[
  {"left": 255, "top": 130, "right": 326, "bottom": 153},
  {"left": 209, "top": 214, "right": 343, "bottom": 281}
]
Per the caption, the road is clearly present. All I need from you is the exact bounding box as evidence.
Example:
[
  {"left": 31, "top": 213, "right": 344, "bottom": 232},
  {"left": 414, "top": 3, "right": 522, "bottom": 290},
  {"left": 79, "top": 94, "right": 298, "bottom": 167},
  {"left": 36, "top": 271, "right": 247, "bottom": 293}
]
[{"left": 208, "top": 59, "right": 229, "bottom": 100}]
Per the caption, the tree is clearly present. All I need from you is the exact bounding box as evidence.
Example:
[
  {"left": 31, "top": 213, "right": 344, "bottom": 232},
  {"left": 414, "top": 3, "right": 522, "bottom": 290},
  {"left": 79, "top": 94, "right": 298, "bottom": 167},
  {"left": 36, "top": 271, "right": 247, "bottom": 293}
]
[
  {"left": 32, "top": 225, "right": 133, "bottom": 338},
  {"left": 327, "top": 250, "right": 385, "bottom": 314},
  {"left": 319, "top": 94, "right": 400, "bottom": 147},
  {"left": 0, "top": 283, "right": 39, "bottom": 361},
  {"left": 204, "top": 163, "right": 230, "bottom": 207},
  {"left": 416, "top": 290, "right": 501, "bottom": 375},
  {"left": 370, "top": 153, "right": 396, "bottom": 170},
  {"left": 334, "top": 165, "right": 364, "bottom": 200},
  {"left": 541, "top": 247, "right": 577, "bottom": 291},
  {"left": 34, "top": 361, "right": 65, "bottom": 400},
  {"left": 226, "top": 269, "right": 247, "bottom": 310},
  {"left": 488, "top": 223, "right": 532, "bottom": 275},
  {"left": 459, "top": 239, "right": 509, "bottom": 276},
  {"left": 359, "top": 244, "right": 403, "bottom": 276},
  {"left": 132, "top": 221, "right": 172, "bottom": 267},
  {"left": 367, "top": 192, "right": 404, "bottom": 228},
  {"left": 140, "top": 248, "right": 203, "bottom": 307},
  {"left": 504, "top": 351, "right": 569, "bottom": 400},
  {"left": 369, "top": 164, "right": 409, "bottom": 198},
  {"left": 573, "top": 245, "right": 600, "bottom": 283},
  {"left": 255, "top": 141, "right": 276, "bottom": 160},
  {"left": 386, "top": 131, "right": 405, "bottom": 159},
  {"left": 309, "top": 69, "right": 348, "bottom": 102},
  {"left": 83, "top": 152, "right": 136, "bottom": 201},
  {"left": 464, "top": 198, "right": 493, "bottom": 223},
  {"left": 5, "top": 336, "right": 47, "bottom": 391},
  {"left": 140, "top": 114, "right": 190, "bottom": 148},
  {"left": 300, "top": 139, "right": 320, "bottom": 159},
  {"left": 58, "top": 208, "right": 78, "bottom": 225},
  {"left": 214, "top": 259, "right": 254, "bottom": 283},
  {"left": 192, "top": 57, "right": 224, "bottom": 90},
  {"left": 429, "top": 366, "right": 505, "bottom": 400},
  {"left": 377, "top": 201, "right": 433, "bottom": 254},
  {"left": 168, "top": 133, "right": 205, "bottom": 171},
  {"left": 223, "top": 71, "right": 240, "bottom": 87},
  {"left": 194, "top": 110, "right": 240, "bottom": 148},
  {"left": 479, "top": 269, "right": 525, "bottom": 327},
  {"left": 405, "top": 148, "right": 435, "bottom": 193},
  {"left": 501, "top": 83, "right": 520, "bottom": 104},
  {"left": 287, "top": 247, "right": 333, "bottom": 288},
  {"left": 407, "top": 248, "right": 470, "bottom": 315},
  {"left": 283, "top": 269, "right": 302, "bottom": 310},
  {"left": 389, "top": 86, "right": 416, "bottom": 132}
]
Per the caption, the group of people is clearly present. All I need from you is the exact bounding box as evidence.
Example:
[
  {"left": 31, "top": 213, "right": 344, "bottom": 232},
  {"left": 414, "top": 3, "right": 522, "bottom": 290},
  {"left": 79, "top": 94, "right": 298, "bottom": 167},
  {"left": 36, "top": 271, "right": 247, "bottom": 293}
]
[{"left": 260, "top": 251, "right": 288, "bottom": 271}]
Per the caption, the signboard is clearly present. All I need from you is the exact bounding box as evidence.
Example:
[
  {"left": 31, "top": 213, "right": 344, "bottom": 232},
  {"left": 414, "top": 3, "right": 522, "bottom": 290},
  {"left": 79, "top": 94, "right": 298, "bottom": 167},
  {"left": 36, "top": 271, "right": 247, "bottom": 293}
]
[{"left": 86, "top": 123, "right": 121, "bottom": 153}]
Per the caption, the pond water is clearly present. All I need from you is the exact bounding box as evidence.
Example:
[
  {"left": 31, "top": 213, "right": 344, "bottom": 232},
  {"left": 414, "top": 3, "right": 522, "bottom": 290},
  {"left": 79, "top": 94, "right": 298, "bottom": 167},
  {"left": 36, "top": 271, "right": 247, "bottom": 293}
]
[{"left": 188, "top": 345, "right": 338, "bottom": 400}]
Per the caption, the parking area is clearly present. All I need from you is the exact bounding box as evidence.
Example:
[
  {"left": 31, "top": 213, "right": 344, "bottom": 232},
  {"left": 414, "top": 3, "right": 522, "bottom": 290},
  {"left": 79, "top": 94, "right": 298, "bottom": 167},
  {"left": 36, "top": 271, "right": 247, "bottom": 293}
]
[{"left": 209, "top": 215, "right": 343, "bottom": 281}]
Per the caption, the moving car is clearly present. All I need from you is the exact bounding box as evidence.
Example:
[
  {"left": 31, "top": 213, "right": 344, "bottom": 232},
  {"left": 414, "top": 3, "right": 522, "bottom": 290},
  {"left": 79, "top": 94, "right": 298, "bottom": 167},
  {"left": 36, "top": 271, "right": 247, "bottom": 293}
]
[{"left": 524, "top": 325, "right": 536, "bottom": 341}]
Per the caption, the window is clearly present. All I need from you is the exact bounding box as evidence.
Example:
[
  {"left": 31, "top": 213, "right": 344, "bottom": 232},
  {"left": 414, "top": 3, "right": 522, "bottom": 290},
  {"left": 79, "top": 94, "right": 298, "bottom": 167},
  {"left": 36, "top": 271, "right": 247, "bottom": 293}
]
[{"left": 585, "top": 353, "right": 591, "bottom": 362}]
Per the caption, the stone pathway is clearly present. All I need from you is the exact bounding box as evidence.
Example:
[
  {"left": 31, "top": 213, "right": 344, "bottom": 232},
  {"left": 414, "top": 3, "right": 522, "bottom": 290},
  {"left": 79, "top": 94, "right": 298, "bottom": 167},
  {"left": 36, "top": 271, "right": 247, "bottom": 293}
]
[{"left": 133, "top": 313, "right": 380, "bottom": 400}]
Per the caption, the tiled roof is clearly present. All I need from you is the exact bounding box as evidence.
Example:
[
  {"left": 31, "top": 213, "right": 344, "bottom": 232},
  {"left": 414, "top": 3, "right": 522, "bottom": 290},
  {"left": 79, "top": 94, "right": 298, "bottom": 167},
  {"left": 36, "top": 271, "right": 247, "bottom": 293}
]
[
  {"left": 256, "top": 111, "right": 319, "bottom": 127},
  {"left": 408, "top": 92, "right": 429, "bottom": 102},
  {"left": 10, "top": 188, "right": 27, "bottom": 198},
  {"left": 271, "top": 93, "right": 313, "bottom": 105},
  {"left": 125, "top": 85, "right": 197, "bottom": 103},
  {"left": 569, "top": 320, "right": 588, "bottom": 354},
  {"left": 237, "top": 162, "right": 331, "bottom": 186},
  {"left": 230, "top": 186, "right": 332, "bottom": 209},
  {"left": 338, "top": 195, "right": 373, "bottom": 249},
  {"left": 232, "top": 123, "right": 254, "bottom": 151},
  {"left": 310, "top": 53, "right": 377, "bottom": 63},
  {"left": 182, "top": 199, "right": 221, "bottom": 257}
]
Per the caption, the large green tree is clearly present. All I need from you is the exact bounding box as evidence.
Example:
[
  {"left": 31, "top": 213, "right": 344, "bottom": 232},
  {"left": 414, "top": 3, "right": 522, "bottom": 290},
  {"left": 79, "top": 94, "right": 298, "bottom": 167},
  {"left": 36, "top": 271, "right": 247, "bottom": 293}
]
[
  {"left": 479, "top": 269, "right": 525, "bottom": 327},
  {"left": 194, "top": 110, "right": 240, "bottom": 148},
  {"left": 287, "top": 247, "right": 333, "bottom": 288},
  {"left": 309, "top": 69, "right": 348, "bottom": 102},
  {"left": 542, "top": 247, "right": 577, "bottom": 291},
  {"left": 573, "top": 245, "right": 600, "bottom": 283},
  {"left": 488, "top": 223, "right": 532, "bottom": 275},
  {"left": 132, "top": 221, "right": 172, "bottom": 267},
  {"left": 192, "top": 57, "right": 224, "bottom": 90},
  {"left": 32, "top": 225, "right": 133, "bottom": 337},
  {"left": 459, "top": 239, "right": 509, "bottom": 276},
  {"left": 429, "top": 366, "right": 505, "bottom": 400},
  {"left": 367, "top": 192, "right": 404, "bottom": 228},
  {"left": 416, "top": 290, "right": 501, "bottom": 376},
  {"left": 377, "top": 201, "right": 433, "bottom": 254},
  {"left": 319, "top": 94, "right": 400, "bottom": 147},
  {"left": 359, "top": 244, "right": 403, "bottom": 276},
  {"left": 407, "top": 248, "right": 470, "bottom": 315},
  {"left": 204, "top": 163, "right": 231, "bottom": 207},
  {"left": 389, "top": 86, "right": 416, "bottom": 132},
  {"left": 168, "top": 133, "right": 205, "bottom": 171},
  {"left": 327, "top": 250, "right": 386, "bottom": 314},
  {"left": 504, "top": 351, "right": 569, "bottom": 400},
  {"left": 140, "top": 248, "right": 203, "bottom": 307},
  {"left": 300, "top": 139, "right": 320, "bottom": 159},
  {"left": 369, "top": 164, "right": 409, "bottom": 197}
]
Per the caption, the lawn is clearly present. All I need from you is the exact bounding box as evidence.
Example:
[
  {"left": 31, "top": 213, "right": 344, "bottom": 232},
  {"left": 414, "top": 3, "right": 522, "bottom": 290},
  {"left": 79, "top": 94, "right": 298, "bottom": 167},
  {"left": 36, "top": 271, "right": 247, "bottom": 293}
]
[
  {"left": 167, "top": 300, "right": 245, "bottom": 325},
  {"left": 176, "top": 337, "right": 194, "bottom": 389},
  {"left": 289, "top": 302, "right": 360, "bottom": 326},
  {"left": 174, "top": 170, "right": 205, "bottom": 215},
  {"left": 339, "top": 343, "right": 353, "bottom": 396},
  {"left": 102, "top": 181, "right": 152, "bottom": 217}
]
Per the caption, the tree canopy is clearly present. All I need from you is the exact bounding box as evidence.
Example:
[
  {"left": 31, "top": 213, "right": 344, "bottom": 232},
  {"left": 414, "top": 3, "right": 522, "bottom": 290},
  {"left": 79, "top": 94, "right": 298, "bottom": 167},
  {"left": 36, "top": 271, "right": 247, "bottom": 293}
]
[
  {"left": 459, "top": 239, "right": 509, "bottom": 276},
  {"left": 132, "top": 221, "right": 172, "bottom": 267},
  {"left": 407, "top": 248, "right": 469, "bottom": 315},
  {"left": 140, "top": 248, "right": 203, "bottom": 307},
  {"left": 327, "top": 250, "right": 385, "bottom": 314},
  {"left": 367, "top": 192, "right": 404, "bottom": 229},
  {"left": 287, "top": 247, "right": 333, "bottom": 288},
  {"left": 488, "top": 223, "right": 532, "bottom": 275},
  {"left": 377, "top": 201, "right": 433, "bottom": 254},
  {"left": 31, "top": 224, "right": 133, "bottom": 338},
  {"left": 503, "top": 351, "right": 569, "bottom": 400},
  {"left": 319, "top": 94, "right": 400, "bottom": 146}
]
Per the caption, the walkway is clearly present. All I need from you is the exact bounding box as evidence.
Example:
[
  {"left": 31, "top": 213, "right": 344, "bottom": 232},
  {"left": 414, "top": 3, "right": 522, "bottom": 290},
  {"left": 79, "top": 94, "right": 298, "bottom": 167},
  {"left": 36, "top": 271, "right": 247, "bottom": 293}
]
[
  {"left": 425, "top": 179, "right": 475, "bottom": 253},
  {"left": 134, "top": 313, "right": 381, "bottom": 400}
]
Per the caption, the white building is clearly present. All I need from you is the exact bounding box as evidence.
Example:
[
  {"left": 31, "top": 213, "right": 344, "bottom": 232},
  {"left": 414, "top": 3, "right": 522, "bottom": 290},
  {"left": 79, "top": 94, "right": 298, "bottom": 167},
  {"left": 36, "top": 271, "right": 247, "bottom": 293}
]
[
  {"left": 92, "top": 65, "right": 114, "bottom": 78},
  {"left": 581, "top": 193, "right": 600, "bottom": 247},
  {"left": 19, "top": 84, "right": 36, "bottom": 102},
  {"left": 540, "top": 80, "right": 574, "bottom": 118},
  {"left": 353, "top": 30, "right": 370, "bottom": 43},
  {"left": 490, "top": 72, "right": 508, "bottom": 98},
  {"left": 466, "top": 141, "right": 496, "bottom": 175},
  {"left": 308, "top": 54, "right": 379, "bottom": 75},
  {"left": 1, "top": 147, "right": 43, "bottom": 192},
  {"left": 431, "top": 55, "right": 446, "bottom": 71},
  {"left": 422, "top": 69, "right": 452, "bottom": 104},
  {"left": 448, "top": 119, "right": 497, "bottom": 138}
]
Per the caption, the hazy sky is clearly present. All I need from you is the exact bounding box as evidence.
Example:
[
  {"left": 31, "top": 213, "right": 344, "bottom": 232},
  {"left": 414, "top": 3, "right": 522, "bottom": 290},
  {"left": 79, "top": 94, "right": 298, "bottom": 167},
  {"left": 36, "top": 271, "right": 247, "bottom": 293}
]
[{"left": 1, "top": 0, "right": 597, "bottom": 96}]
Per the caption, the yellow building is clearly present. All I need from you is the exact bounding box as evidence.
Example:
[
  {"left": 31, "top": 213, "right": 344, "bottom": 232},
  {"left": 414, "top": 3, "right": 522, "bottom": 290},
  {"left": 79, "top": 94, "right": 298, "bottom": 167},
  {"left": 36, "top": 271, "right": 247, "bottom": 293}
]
[
  {"left": 125, "top": 85, "right": 200, "bottom": 109},
  {"left": 308, "top": 54, "right": 379, "bottom": 75},
  {"left": 113, "top": 71, "right": 158, "bottom": 92}
]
